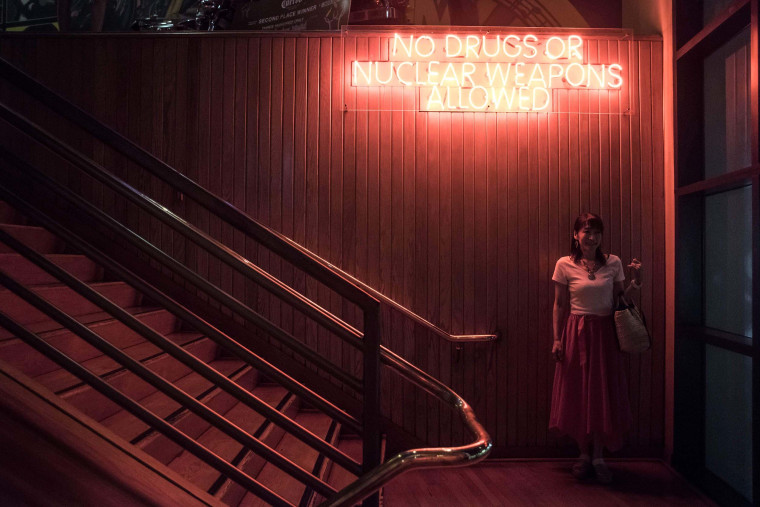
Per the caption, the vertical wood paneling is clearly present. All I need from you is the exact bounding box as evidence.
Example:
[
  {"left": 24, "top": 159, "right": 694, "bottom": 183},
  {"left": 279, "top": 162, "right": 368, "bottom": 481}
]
[
  {"left": 484, "top": 113, "right": 499, "bottom": 444},
  {"left": 638, "top": 42, "right": 654, "bottom": 447},
  {"left": 0, "top": 33, "right": 666, "bottom": 457},
  {"left": 650, "top": 41, "right": 666, "bottom": 448}
]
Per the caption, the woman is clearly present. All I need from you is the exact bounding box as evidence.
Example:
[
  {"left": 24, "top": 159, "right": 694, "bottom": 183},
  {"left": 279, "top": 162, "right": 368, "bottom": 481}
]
[{"left": 549, "top": 213, "right": 642, "bottom": 484}]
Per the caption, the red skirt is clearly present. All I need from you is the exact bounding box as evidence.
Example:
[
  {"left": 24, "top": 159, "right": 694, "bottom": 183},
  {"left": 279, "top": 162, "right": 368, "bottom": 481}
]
[{"left": 549, "top": 313, "right": 632, "bottom": 451}]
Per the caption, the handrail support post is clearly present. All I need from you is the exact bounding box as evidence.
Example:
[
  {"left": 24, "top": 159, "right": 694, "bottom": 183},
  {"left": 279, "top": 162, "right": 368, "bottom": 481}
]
[{"left": 362, "top": 303, "right": 382, "bottom": 507}]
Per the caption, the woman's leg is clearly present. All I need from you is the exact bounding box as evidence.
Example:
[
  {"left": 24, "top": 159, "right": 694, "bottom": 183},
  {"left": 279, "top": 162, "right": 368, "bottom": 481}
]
[
  {"left": 572, "top": 435, "right": 592, "bottom": 479},
  {"left": 591, "top": 433, "right": 613, "bottom": 483},
  {"left": 592, "top": 433, "right": 604, "bottom": 460}
]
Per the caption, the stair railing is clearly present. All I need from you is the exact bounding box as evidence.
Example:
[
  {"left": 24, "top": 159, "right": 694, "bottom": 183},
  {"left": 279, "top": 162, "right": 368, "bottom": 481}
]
[
  {"left": 0, "top": 149, "right": 372, "bottom": 465},
  {"left": 0, "top": 56, "right": 497, "bottom": 346},
  {"left": 0, "top": 54, "right": 492, "bottom": 505},
  {"left": 0, "top": 224, "right": 361, "bottom": 474},
  {"left": 0, "top": 102, "right": 384, "bottom": 480}
]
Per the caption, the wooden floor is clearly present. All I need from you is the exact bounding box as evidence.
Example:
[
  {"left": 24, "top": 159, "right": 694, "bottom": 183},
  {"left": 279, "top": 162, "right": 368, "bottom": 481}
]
[{"left": 383, "top": 460, "right": 716, "bottom": 506}]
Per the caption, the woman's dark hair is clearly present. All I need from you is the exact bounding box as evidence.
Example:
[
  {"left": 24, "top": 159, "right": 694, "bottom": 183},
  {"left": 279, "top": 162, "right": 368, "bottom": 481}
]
[{"left": 570, "top": 213, "right": 607, "bottom": 265}]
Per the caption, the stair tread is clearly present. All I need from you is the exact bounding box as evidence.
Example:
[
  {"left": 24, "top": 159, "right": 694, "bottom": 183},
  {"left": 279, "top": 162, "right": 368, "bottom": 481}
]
[
  {"left": 137, "top": 368, "right": 259, "bottom": 465},
  {"left": 0, "top": 253, "right": 101, "bottom": 285},
  {"left": 0, "top": 281, "right": 142, "bottom": 330},
  {"left": 35, "top": 331, "right": 206, "bottom": 393},
  {"left": 58, "top": 339, "right": 218, "bottom": 423},
  {"left": 0, "top": 306, "right": 178, "bottom": 379},
  {"left": 0, "top": 280, "right": 135, "bottom": 293},
  {"left": 0, "top": 305, "right": 164, "bottom": 343},
  {"left": 309, "top": 434, "right": 362, "bottom": 506},
  {"left": 166, "top": 386, "right": 289, "bottom": 491},
  {"left": 0, "top": 252, "right": 85, "bottom": 262},
  {"left": 239, "top": 412, "right": 334, "bottom": 507},
  {"left": 0, "top": 224, "right": 61, "bottom": 254},
  {"left": 0, "top": 224, "right": 51, "bottom": 233},
  {"left": 100, "top": 359, "right": 246, "bottom": 442},
  {"left": 325, "top": 436, "right": 362, "bottom": 490}
]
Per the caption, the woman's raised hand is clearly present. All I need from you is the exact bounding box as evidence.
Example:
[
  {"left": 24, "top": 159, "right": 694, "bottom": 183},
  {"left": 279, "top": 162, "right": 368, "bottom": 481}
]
[{"left": 628, "top": 258, "right": 642, "bottom": 284}]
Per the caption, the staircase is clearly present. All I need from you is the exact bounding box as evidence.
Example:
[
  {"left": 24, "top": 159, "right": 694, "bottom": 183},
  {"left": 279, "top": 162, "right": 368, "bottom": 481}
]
[
  {"left": 0, "top": 55, "right": 491, "bottom": 507},
  {"left": 0, "top": 200, "right": 364, "bottom": 506}
]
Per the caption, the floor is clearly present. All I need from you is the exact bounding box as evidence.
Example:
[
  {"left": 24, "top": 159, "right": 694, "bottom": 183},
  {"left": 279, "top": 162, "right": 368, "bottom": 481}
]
[{"left": 382, "top": 460, "right": 716, "bottom": 506}]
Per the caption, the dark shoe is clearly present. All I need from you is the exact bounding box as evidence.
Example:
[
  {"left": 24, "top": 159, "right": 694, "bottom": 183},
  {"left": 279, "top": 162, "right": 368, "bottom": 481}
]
[
  {"left": 593, "top": 462, "right": 613, "bottom": 484},
  {"left": 571, "top": 459, "right": 592, "bottom": 479}
]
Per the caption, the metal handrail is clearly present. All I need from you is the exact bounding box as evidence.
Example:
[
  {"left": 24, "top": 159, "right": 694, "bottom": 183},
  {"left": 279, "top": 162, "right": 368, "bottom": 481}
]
[
  {"left": 0, "top": 147, "right": 362, "bottom": 394},
  {"left": 0, "top": 102, "right": 364, "bottom": 349},
  {"left": 324, "top": 348, "right": 492, "bottom": 505},
  {"left": 0, "top": 56, "right": 497, "bottom": 343},
  {"left": 0, "top": 269, "right": 336, "bottom": 499},
  {"left": 0, "top": 227, "right": 362, "bottom": 476},
  {"left": 0, "top": 148, "right": 492, "bottom": 507},
  {"left": 0, "top": 308, "right": 292, "bottom": 507},
  {"left": 0, "top": 180, "right": 362, "bottom": 435}
]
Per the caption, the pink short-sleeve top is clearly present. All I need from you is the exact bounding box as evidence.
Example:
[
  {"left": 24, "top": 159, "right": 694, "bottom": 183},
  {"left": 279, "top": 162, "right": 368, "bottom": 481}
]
[{"left": 552, "top": 254, "right": 626, "bottom": 316}]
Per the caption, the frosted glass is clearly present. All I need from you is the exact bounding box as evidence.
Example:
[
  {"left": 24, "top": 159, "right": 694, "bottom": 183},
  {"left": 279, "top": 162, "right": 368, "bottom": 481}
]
[
  {"left": 704, "top": 27, "right": 751, "bottom": 179},
  {"left": 704, "top": 186, "right": 753, "bottom": 341},
  {"left": 705, "top": 345, "right": 753, "bottom": 503}
]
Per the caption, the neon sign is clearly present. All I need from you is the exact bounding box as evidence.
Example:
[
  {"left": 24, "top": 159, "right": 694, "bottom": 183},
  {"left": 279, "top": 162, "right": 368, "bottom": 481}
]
[{"left": 349, "top": 32, "right": 627, "bottom": 113}]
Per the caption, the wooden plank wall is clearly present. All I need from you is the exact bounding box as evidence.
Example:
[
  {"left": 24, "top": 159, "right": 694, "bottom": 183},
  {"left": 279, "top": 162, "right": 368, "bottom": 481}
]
[{"left": 0, "top": 32, "right": 665, "bottom": 457}]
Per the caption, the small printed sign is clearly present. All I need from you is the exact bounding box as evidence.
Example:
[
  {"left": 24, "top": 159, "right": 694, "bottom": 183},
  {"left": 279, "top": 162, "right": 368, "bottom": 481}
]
[{"left": 231, "top": 0, "right": 350, "bottom": 31}]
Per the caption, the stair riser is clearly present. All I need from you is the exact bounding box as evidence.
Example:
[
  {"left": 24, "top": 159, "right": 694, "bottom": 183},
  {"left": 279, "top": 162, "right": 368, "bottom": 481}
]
[
  {"left": 0, "top": 225, "right": 62, "bottom": 254},
  {"left": 0, "top": 283, "right": 142, "bottom": 327},
  {"left": 62, "top": 339, "right": 218, "bottom": 422},
  {"left": 0, "top": 203, "right": 26, "bottom": 225},
  {"left": 0, "top": 254, "right": 101, "bottom": 285},
  {"left": 0, "top": 310, "right": 179, "bottom": 378}
]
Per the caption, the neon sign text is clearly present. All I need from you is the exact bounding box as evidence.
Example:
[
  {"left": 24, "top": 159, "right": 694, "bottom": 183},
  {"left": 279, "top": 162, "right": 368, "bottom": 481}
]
[
  {"left": 350, "top": 33, "right": 626, "bottom": 113},
  {"left": 390, "top": 34, "right": 584, "bottom": 62},
  {"left": 352, "top": 62, "right": 623, "bottom": 89}
]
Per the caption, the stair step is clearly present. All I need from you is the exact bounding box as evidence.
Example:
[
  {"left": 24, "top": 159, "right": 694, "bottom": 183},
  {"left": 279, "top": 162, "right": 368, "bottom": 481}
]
[
  {"left": 166, "top": 385, "right": 291, "bottom": 493},
  {"left": 0, "top": 303, "right": 158, "bottom": 342},
  {"left": 0, "top": 202, "right": 26, "bottom": 225},
  {"left": 321, "top": 434, "right": 362, "bottom": 494},
  {"left": 230, "top": 411, "right": 333, "bottom": 507},
  {"left": 138, "top": 367, "right": 260, "bottom": 465},
  {"left": 0, "top": 204, "right": 352, "bottom": 507},
  {"left": 0, "top": 308, "right": 177, "bottom": 377},
  {"left": 61, "top": 337, "right": 220, "bottom": 423},
  {"left": 216, "top": 391, "right": 302, "bottom": 506},
  {"left": 35, "top": 331, "right": 205, "bottom": 393},
  {"left": 98, "top": 358, "right": 246, "bottom": 442},
  {"left": 0, "top": 281, "right": 142, "bottom": 329},
  {"left": 0, "top": 224, "right": 63, "bottom": 254},
  {"left": 0, "top": 253, "right": 101, "bottom": 285}
]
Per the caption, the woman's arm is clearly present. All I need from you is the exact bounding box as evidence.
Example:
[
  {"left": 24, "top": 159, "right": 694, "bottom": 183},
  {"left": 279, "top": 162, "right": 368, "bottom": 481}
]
[
  {"left": 622, "top": 258, "right": 643, "bottom": 300},
  {"left": 615, "top": 280, "right": 626, "bottom": 305},
  {"left": 552, "top": 282, "right": 569, "bottom": 361}
]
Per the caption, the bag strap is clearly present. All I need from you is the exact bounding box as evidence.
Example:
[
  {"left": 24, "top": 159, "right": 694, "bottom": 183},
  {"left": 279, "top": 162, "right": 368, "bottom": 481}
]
[{"left": 615, "top": 294, "right": 632, "bottom": 311}]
